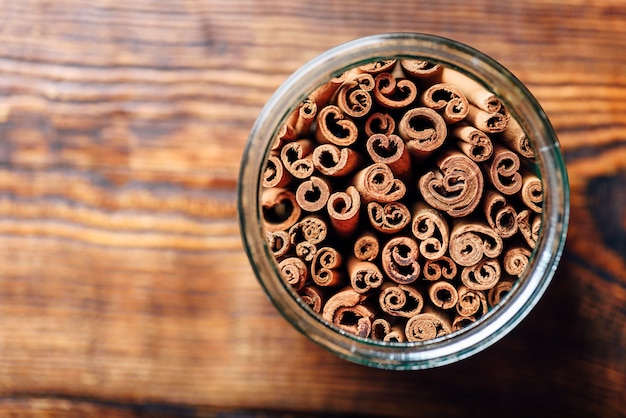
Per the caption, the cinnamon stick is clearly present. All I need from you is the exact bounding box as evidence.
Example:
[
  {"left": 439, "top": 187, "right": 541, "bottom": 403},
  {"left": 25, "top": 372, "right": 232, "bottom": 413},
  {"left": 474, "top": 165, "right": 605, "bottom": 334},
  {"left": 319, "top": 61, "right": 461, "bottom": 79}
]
[
  {"left": 421, "top": 82, "right": 469, "bottom": 124},
  {"left": 428, "top": 280, "right": 459, "bottom": 310},
  {"left": 399, "top": 59, "right": 443, "bottom": 84},
  {"left": 405, "top": 311, "right": 452, "bottom": 342},
  {"left": 278, "top": 257, "right": 308, "bottom": 291},
  {"left": 381, "top": 236, "right": 421, "bottom": 284},
  {"left": 326, "top": 186, "right": 361, "bottom": 237},
  {"left": 295, "top": 176, "right": 331, "bottom": 213},
  {"left": 359, "top": 59, "right": 397, "bottom": 74},
  {"left": 460, "top": 258, "right": 501, "bottom": 291},
  {"left": 364, "top": 112, "right": 396, "bottom": 137},
  {"left": 451, "top": 124, "right": 493, "bottom": 162},
  {"left": 499, "top": 115, "right": 535, "bottom": 159},
  {"left": 379, "top": 284, "right": 424, "bottom": 318},
  {"left": 418, "top": 150, "right": 484, "bottom": 218},
  {"left": 440, "top": 67, "right": 502, "bottom": 113},
  {"left": 372, "top": 71, "right": 418, "bottom": 109},
  {"left": 261, "top": 187, "right": 301, "bottom": 232},
  {"left": 483, "top": 190, "right": 518, "bottom": 238},
  {"left": 336, "top": 73, "right": 375, "bottom": 118},
  {"left": 298, "top": 285, "right": 324, "bottom": 314},
  {"left": 322, "top": 289, "right": 374, "bottom": 338},
  {"left": 411, "top": 203, "right": 449, "bottom": 260},
  {"left": 353, "top": 232, "right": 380, "bottom": 262},
  {"left": 315, "top": 105, "right": 359, "bottom": 146},
  {"left": 456, "top": 285, "right": 488, "bottom": 318},
  {"left": 503, "top": 246, "right": 532, "bottom": 277},
  {"left": 263, "top": 153, "right": 292, "bottom": 188},
  {"left": 348, "top": 257, "right": 384, "bottom": 294},
  {"left": 365, "top": 133, "right": 412, "bottom": 179},
  {"left": 488, "top": 280, "right": 516, "bottom": 308},
  {"left": 466, "top": 104, "right": 508, "bottom": 133},
  {"left": 488, "top": 144, "right": 523, "bottom": 195},
  {"left": 398, "top": 107, "right": 448, "bottom": 158},
  {"left": 517, "top": 209, "right": 541, "bottom": 249},
  {"left": 452, "top": 315, "right": 477, "bottom": 332},
  {"left": 367, "top": 201, "right": 411, "bottom": 234},
  {"left": 265, "top": 230, "right": 291, "bottom": 258},
  {"left": 288, "top": 215, "right": 328, "bottom": 245},
  {"left": 311, "top": 246, "right": 343, "bottom": 287},
  {"left": 280, "top": 139, "right": 315, "bottom": 179},
  {"left": 423, "top": 256, "right": 457, "bottom": 281},
  {"left": 312, "top": 143, "right": 361, "bottom": 177},
  {"left": 353, "top": 163, "right": 406, "bottom": 203},
  {"left": 520, "top": 173, "right": 543, "bottom": 213},
  {"left": 295, "top": 241, "right": 317, "bottom": 262},
  {"left": 448, "top": 221, "right": 503, "bottom": 267}
]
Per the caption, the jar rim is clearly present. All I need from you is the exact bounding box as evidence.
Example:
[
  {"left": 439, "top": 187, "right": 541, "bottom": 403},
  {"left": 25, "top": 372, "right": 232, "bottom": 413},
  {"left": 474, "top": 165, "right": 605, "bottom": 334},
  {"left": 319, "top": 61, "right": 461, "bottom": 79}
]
[{"left": 238, "top": 32, "right": 570, "bottom": 370}]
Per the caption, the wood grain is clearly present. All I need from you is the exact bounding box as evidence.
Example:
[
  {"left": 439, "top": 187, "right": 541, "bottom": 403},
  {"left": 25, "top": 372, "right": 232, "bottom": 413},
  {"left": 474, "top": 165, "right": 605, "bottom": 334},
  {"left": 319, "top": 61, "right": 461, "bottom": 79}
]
[{"left": 0, "top": 0, "right": 624, "bottom": 416}]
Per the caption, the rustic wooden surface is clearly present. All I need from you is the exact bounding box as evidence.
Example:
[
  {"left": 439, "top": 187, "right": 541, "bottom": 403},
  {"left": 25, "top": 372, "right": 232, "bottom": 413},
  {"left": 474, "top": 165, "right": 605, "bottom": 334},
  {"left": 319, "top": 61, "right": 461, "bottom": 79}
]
[{"left": 0, "top": 0, "right": 624, "bottom": 417}]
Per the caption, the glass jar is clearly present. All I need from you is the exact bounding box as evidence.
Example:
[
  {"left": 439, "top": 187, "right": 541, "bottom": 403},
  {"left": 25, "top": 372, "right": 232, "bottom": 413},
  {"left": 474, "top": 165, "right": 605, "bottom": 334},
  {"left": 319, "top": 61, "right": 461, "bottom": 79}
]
[{"left": 238, "top": 32, "right": 569, "bottom": 370}]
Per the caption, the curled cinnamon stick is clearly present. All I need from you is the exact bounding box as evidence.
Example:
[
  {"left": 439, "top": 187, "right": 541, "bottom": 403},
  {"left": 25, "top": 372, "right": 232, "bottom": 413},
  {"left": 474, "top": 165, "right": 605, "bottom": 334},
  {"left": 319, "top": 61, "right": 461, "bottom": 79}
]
[
  {"left": 483, "top": 190, "right": 518, "bottom": 238},
  {"left": 359, "top": 59, "right": 397, "bottom": 74},
  {"left": 364, "top": 112, "right": 396, "bottom": 137},
  {"left": 488, "top": 144, "right": 523, "bottom": 195},
  {"left": 261, "top": 188, "right": 301, "bottom": 232},
  {"left": 348, "top": 257, "right": 384, "bottom": 294},
  {"left": 428, "top": 281, "right": 459, "bottom": 310},
  {"left": 488, "top": 280, "right": 515, "bottom": 308},
  {"left": 466, "top": 104, "right": 508, "bottom": 133},
  {"left": 398, "top": 107, "right": 448, "bottom": 157},
  {"left": 451, "top": 124, "right": 493, "bottom": 162},
  {"left": 288, "top": 215, "right": 328, "bottom": 245},
  {"left": 449, "top": 221, "right": 503, "bottom": 267},
  {"left": 295, "top": 176, "right": 331, "bottom": 213},
  {"left": 263, "top": 154, "right": 292, "bottom": 188},
  {"left": 520, "top": 173, "right": 543, "bottom": 213},
  {"left": 353, "top": 232, "right": 379, "bottom": 262},
  {"left": 311, "top": 246, "right": 343, "bottom": 287},
  {"left": 405, "top": 311, "right": 452, "bottom": 342},
  {"left": 295, "top": 241, "right": 317, "bottom": 262},
  {"left": 499, "top": 115, "right": 535, "bottom": 159},
  {"left": 452, "top": 315, "right": 476, "bottom": 332},
  {"left": 336, "top": 74, "right": 375, "bottom": 118},
  {"left": 381, "top": 236, "right": 421, "bottom": 284},
  {"left": 270, "top": 123, "right": 296, "bottom": 152},
  {"left": 265, "top": 230, "right": 291, "bottom": 258},
  {"left": 460, "top": 258, "right": 501, "bottom": 291},
  {"left": 292, "top": 98, "right": 317, "bottom": 136},
  {"left": 418, "top": 150, "right": 484, "bottom": 218},
  {"left": 517, "top": 209, "right": 541, "bottom": 249},
  {"left": 366, "top": 133, "right": 412, "bottom": 179},
  {"left": 373, "top": 72, "right": 418, "bottom": 109},
  {"left": 423, "top": 256, "right": 457, "bottom": 281},
  {"left": 353, "top": 163, "right": 406, "bottom": 203},
  {"left": 503, "top": 246, "right": 532, "bottom": 277},
  {"left": 379, "top": 284, "right": 424, "bottom": 318},
  {"left": 367, "top": 201, "right": 411, "bottom": 234},
  {"left": 411, "top": 204, "right": 449, "bottom": 260},
  {"left": 278, "top": 257, "right": 308, "bottom": 290},
  {"left": 280, "top": 139, "right": 315, "bottom": 179},
  {"left": 299, "top": 285, "right": 324, "bottom": 313},
  {"left": 456, "top": 285, "right": 488, "bottom": 317},
  {"left": 315, "top": 105, "right": 359, "bottom": 146},
  {"left": 440, "top": 67, "right": 502, "bottom": 113},
  {"left": 327, "top": 186, "right": 361, "bottom": 237},
  {"left": 399, "top": 59, "right": 443, "bottom": 83},
  {"left": 421, "top": 83, "right": 469, "bottom": 124},
  {"left": 322, "top": 289, "right": 374, "bottom": 338},
  {"left": 312, "top": 143, "right": 361, "bottom": 177}
]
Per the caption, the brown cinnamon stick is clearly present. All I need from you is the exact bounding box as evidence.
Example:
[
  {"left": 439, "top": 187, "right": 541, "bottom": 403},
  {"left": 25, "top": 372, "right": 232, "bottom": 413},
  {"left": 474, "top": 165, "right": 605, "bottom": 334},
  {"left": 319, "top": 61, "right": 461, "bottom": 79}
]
[
  {"left": 359, "top": 59, "right": 397, "bottom": 74},
  {"left": 423, "top": 256, "right": 457, "bottom": 281},
  {"left": 411, "top": 203, "right": 450, "bottom": 260},
  {"left": 353, "top": 163, "right": 406, "bottom": 203},
  {"left": 499, "top": 115, "right": 535, "bottom": 159},
  {"left": 348, "top": 257, "right": 384, "bottom": 294},
  {"left": 452, "top": 315, "right": 477, "bottom": 332},
  {"left": 460, "top": 258, "right": 501, "bottom": 291},
  {"left": 265, "top": 230, "right": 291, "bottom": 258},
  {"left": 488, "top": 144, "right": 523, "bottom": 195},
  {"left": 503, "top": 246, "right": 532, "bottom": 277},
  {"left": 449, "top": 221, "right": 503, "bottom": 267},
  {"left": 520, "top": 173, "right": 543, "bottom": 213},
  {"left": 278, "top": 257, "right": 308, "bottom": 290},
  {"left": 451, "top": 124, "right": 493, "bottom": 162},
  {"left": 315, "top": 105, "right": 359, "bottom": 146},
  {"left": 405, "top": 311, "right": 452, "bottom": 342},
  {"left": 353, "top": 232, "right": 380, "bottom": 262},
  {"left": 261, "top": 187, "right": 301, "bottom": 232},
  {"left": 418, "top": 150, "right": 484, "bottom": 218},
  {"left": 365, "top": 133, "right": 412, "bottom": 179},
  {"left": 379, "top": 284, "right": 424, "bottom": 318},
  {"left": 312, "top": 143, "right": 362, "bottom": 177},
  {"left": 367, "top": 201, "right": 411, "bottom": 234},
  {"left": 311, "top": 246, "right": 343, "bottom": 287},
  {"left": 288, "top": 215, "right": 328, "bottom": 245},
  {"left": 263, "top": 153, "right": 292, "bottom": 189},
  {"left": 421, "top": 83, "right": 469, "bottom": 124},
  {"left": 483, "top": 190, "right": 518, "bottom": 238},
  {"left": 488, "top": 280, "right": 515, "bottom": 308},
  {"left": 399, "top": 59, "right": 443, "bottom": 84},
  {"left": 456, "top": 285, "right": 488, "bottom": 317},
  {"left": 364, "top": 112, "right": 396, "bottom": 137},
  {"left": 295, "top": 241, "right": 317, "bottom": 262},
  {"left": 428, "top": 281, "right": 459, "bottom": 310},
  {"left": 336, "top": 73, "right": 375, "bottom": 118},
  {"left": 466, "top": 104, "right": 508, "bottom": 133},
  {"left": 398, "top": 107, "right": 448, "bottom": 158},
  {"left": 440, "top": 67, "right": 503, "bottom": 113},
  {"left": 517, "top": 209, "right": 541, "bottom": 249},
  {"left": 295, "top": 176, "right": 331, "bottom": 213},
  {"left": 280, "top": 139, "right": 315, "bottom": 179},
  {"left": 322, "top": 289, "right": 374, "bottom": 338},
  {"left": 372, "top": 72, "right": 418, "bottom": 109},
  {"left": 381, "top": 236, "right": 421, "bottom": 284},
  {"left": 326, "top": 186, "right": 361, "bottom": 237},
  {"left": 298, "top": 285, "right": 324, "bottom": 313}
]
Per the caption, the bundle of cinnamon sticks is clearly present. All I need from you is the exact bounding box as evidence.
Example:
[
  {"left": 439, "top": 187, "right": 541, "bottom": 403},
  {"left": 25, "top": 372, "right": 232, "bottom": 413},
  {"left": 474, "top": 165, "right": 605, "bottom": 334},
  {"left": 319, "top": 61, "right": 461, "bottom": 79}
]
[{"left": 261, "top": 59, "right": 542, "bottom": 342}]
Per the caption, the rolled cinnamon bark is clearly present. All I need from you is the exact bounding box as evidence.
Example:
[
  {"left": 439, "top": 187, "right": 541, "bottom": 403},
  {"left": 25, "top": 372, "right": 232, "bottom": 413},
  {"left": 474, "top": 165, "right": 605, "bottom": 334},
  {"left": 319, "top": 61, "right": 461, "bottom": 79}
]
[
  {"left": 488, "top": 280, "right": 515, "bottom": 308},
  {"left": 451, "top": 124, "right": 493, "bottom": 162},
  {"left": 503, "top": 246, "right": 532, "bottom": 277},
  {"left": 311, "top": 246, "right": 343, "bottom": 287},
  {"left": 353, "top": 163, "right": 406, "bottom": 203},
  {"left": 312, "top": 143, "right": 362, "bottom": 177},
  {"left": 278, "top": 257, "right": 308, "bottom": 290},
  {"left": 295, "top": 176, "right": 331, "bottom": 213},
  {"left": 372, "top": 72, "right": 418, "bottom": 109},
  {"left": 398, "top": 107, "right": 448, "bottom": 158},
  {"left": 418, "top": 150, "right": 484, "bottom": 218},
  {"left": 452, "top": 315, "right": 477, "bottom": 332},
  {"left": 359, "top": 59, "right": 397, "bottom": 74},
  {"left": 411, "top": 203, "right": 449, "bottom": 260},
  {"left": 309, "top": 73, "right": 345, "bottom": 108},
  {"left": 460, "top": 258, "right": 501, "bottom": 291},
  {"left": 270, "top": 122, "right": 296, "bottom": 152},
  {"left": 466, "top": 104, "right": 508, "bottom": 133},
  {"left": 327, "top": 186, "right": 361, "bottom": 237},
  {"left": 263, "top": 153, "right": 292, "bottom": 188},
  {"left": 405, "top": 311, "right": 452, "bottom": 342},
  {"left": 449, "top": 221, "right": 503, "bottom": 266},
  {"left": 261, "top": 188, "right": 301, "bottom": 232},
  {"left": 381, "top": 236, "right": 421, "bottom": 284},
  {"left": 353, "top": 232, "right": 380, "bottom": 262},
  {"left": 483, "top": 190, "right": 518, "bottom": 238},
  {"left": 488, "top": 144, "right": 523, "bottom": 195},
  {"left": 421, "top": 83, "right": 469, "bottom": 124},
  {"left": 423, "top": 256, "right": 457, "bottom": 281},
  {"left": 440, "top": 67, "right": 502, "bottom": 113},
  {"left": 371, "top": 318, "right": 392, "bottom": 341},
  {"left": 322, "top": 289, "right": 374, "bottom": 338},
  {"left": 315, "top": 105, "right": 359, "bottom": 146},
  {"left": 265, "top": 230, "right": 291, "bottom": 258},
  {"left": 428, "top": 281, "right": 459, "bottom": 310},
  {"left": 280, "top": 139, "right": 315, "bottom": 179},
  {"left": 456, "top": 285, "right": 488, "bottom": 317},
  {"left": 295, "top": 241, "right": 317, "bottom": 262},
  {"left": 399, "top": 59, "right": 443, "bottom": 84},
  {"left": 292, "top": 97, "right": 317, "bottom": 136},
  {"left": 348, "top": 257, "right": 384, "bottom": 294},
  {"left": 288, "top": 215, "right": 328, "bottom": 245},
  {"left": 379, "top": 284, "right": 424, "bottom": 318},
  {"left": 336, "top": 74, "right": 375, "bottom": 118},
  {"left": 365, "top": 133, "right": 412, "bottom": 179},
  {"left": 499, "top": 115, "right": 535, "bottom": 159},
  {"left": 298, "top": 285, "right": 324, "bottom": 313},
  {"left": 364, "top": 112, "right": 396, "bottom": 137},
  {"left": 520, "top": 173, "right": 543, "bottom": 213},
  {"left": 367, "top": 201, "right": 411, "bottom": 234},
  {"left": 517, "top": 209, "right": 541, "bottom": 249}
]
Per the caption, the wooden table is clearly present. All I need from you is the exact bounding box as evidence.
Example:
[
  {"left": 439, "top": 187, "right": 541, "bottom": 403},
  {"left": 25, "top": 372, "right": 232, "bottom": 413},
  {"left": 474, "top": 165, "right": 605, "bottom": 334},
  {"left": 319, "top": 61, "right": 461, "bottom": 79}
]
[{"left": 0, "top": 1, "right": 624, "bottom": 416}]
